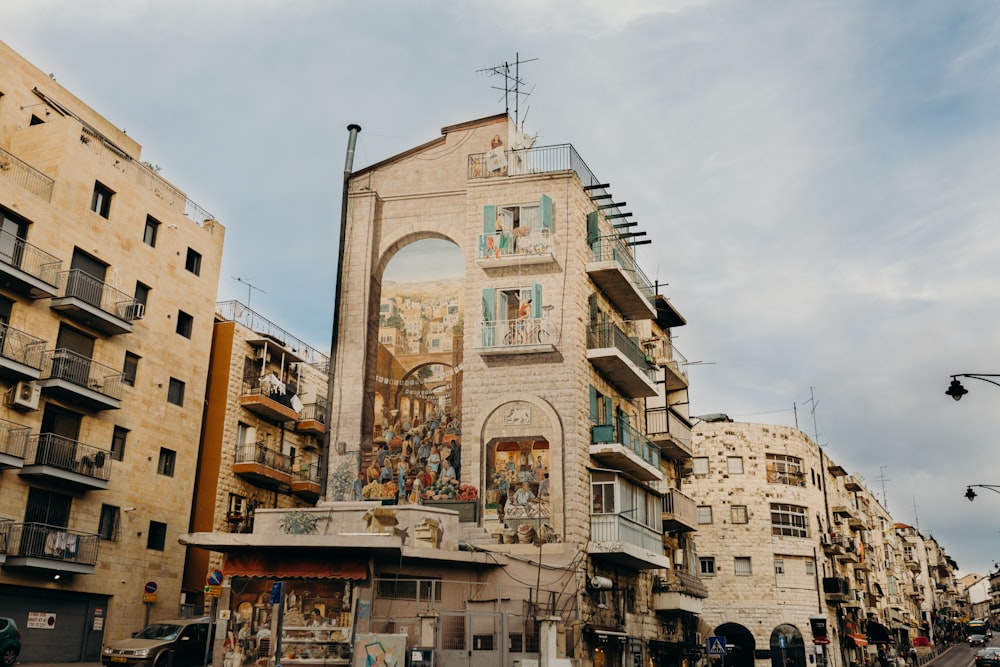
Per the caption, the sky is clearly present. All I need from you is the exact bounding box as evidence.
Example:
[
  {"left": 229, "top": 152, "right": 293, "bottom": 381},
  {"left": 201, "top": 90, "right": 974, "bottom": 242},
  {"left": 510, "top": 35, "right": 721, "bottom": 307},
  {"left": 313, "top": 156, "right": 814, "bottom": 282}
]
[{"left": 4, "top": 0, "right": 1000, "bottom": 575}]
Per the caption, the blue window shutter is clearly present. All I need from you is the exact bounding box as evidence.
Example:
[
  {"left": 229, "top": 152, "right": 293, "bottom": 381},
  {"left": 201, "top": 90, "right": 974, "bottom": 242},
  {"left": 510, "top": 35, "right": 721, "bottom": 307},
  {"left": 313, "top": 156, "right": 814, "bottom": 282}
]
[
  {"left": 589, "top": 386, "right": 598, "bottom": 423},
  {"left": 540, "top": 194, "right": 553, "bottom": 231},
  {"left": 531, "top": 283, "right": 543, "bottom": 319},
  {"left": 483, "top": 205, "right": 497, "bottom": 233},
  {"left": 604, "top": 396, "right": 613, "bottom": 427}
]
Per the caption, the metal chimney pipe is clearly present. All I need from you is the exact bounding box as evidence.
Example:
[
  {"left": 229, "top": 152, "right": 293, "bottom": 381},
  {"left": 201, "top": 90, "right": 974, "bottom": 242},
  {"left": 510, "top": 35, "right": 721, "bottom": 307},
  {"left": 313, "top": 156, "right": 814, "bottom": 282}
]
[{"left": 323, "top": 124, "right": 361, "bottom": 496}]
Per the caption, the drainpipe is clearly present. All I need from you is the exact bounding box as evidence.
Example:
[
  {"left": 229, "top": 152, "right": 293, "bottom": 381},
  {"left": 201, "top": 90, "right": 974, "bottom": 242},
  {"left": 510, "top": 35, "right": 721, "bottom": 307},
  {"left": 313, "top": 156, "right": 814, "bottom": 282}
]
[{"left": 322, "top": 124, "right": 361, "bottom": 497}]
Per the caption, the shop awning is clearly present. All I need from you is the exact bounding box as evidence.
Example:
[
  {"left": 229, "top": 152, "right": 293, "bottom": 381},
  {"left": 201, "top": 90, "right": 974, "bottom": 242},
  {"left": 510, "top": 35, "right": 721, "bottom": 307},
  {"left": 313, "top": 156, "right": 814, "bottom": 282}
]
[
  {"left": 848, "top": 634, "right": 869, "bottom": 647},
  {"left": 224, "top": 553, "right": 367, "bottom": 580},
  {"left": 867, "top": 621, "right": 892, "bottom": 644}
]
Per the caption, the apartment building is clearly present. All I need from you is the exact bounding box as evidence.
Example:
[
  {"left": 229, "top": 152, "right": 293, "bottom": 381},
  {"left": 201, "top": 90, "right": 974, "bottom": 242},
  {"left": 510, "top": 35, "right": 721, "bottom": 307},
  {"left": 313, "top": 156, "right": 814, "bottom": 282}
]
[
  {"left": 181, "top": 301, "right": 329, "bottom": 606},
  {"left": 0, "top": 41, "right": 224, "bottom": 659},
  {"left": 686, "top": 418, "right": 945, "bottom": 667},
  {"left": 183, "top": 114, "right": 704, "bottom": 667}
]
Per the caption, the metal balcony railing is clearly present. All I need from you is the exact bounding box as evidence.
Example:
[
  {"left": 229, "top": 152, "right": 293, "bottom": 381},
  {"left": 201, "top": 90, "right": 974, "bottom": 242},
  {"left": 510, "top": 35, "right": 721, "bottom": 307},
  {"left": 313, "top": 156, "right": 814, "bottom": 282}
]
[
  {"left": 587, "top": 323, "right": 657, "bottom": 383},
  {"left": 217, "top": 301, "right": 329, "bottom": 368},
  {"left": 589, "top": 236, "right": 655, "bottom": 305},
  {"left": 590, "top": 513, "right": 663, "bottom": 554},
  {"left": 298, "top": 399, "right": 328, "bottom": 424},
  {"left": 41, "top": 349, "right": 125, "bottom": 399},
  {"left": 0, "top": 323, "right": 46, "bottom": 370},
  {"left": 235, "top": 441, "right": 294, "bottom": 474},
  {"left": 477, "top": 317, "right": 553, "bottom": 349},
  {"left": 661, "top": 488, "right": 697, "bottom": 525},
  {"left": 293, "top": 461, "right": 322, "bottom": 484},
  {"left": 468, "top": 143, "right": 601, "bottom": 185},
  {"left": 56, "top": 269, "right": 142, "bottom": 320},
  {"left": 27, "top": 433, "right": 113, "bottom": 480},
  {"left": 0, "top": 417, "right": 30, "bottom": 459},
  {"left": 644, "top": 407, "right": 692, "bottom": 450},
  {"left": 476, "top": 229, "right": 553, "bottom": 260},
  {"left": 0, "top": 147, "right": 54, "bottom": 201},
  {"left": 2, "top": 522, "right": 99, "bottom": 565},
  {"left": 0, "top": 228, "right": 62, "bottom": 286},
  {"left": 591, "top": 416, "right": 661, "bottom": 469}
]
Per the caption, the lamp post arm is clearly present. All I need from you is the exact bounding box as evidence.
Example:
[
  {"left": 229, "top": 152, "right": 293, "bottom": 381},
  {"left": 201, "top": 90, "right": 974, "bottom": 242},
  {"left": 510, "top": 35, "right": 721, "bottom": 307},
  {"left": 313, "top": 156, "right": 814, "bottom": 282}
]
[
  {"left": 968, "top": 484, "right": 1000, "bottom": 495},
  {"left": 952, "top": 374, "right": 1000, "bottom": 390}
]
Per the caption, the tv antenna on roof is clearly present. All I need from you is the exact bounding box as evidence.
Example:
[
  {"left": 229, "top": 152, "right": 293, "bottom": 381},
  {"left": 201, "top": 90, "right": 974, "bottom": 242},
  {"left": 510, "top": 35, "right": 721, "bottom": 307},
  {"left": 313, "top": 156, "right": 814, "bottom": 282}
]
[
  {"left": 477, "top": 53, "right": 538, "bottom": 129},
  {"left": 233, "top": 276, "right": 265, "bottom": 308}
]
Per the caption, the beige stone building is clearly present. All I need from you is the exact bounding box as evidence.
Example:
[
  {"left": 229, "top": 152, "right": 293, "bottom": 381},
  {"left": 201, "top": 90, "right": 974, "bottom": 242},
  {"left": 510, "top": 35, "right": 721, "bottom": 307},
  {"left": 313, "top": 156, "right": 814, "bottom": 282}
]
[
  {"left": 184, "top": 114, "right": 704, "bottom": 667},
  {"left": 0, "top": 40, "right": 224, "bottom": 659},
  {"left": 686, "top": 418, "right": 945, "bottom": 667}
]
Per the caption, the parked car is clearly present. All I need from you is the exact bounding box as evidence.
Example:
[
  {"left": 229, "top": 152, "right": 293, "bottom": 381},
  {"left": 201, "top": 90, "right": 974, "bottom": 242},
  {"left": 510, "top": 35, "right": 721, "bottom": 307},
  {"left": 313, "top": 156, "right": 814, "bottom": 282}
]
[
  {"left": 102, "top": 617, "right": 212, "bottom": 667},
  {"left": 0, "top": 617, "right": 21, "bottom": 667},
  {"left": 969, "top": 634, "right": 988, "bottom": 647},
  {"left": 976, "top": 648, "right": 1000, "bottom": 667}
]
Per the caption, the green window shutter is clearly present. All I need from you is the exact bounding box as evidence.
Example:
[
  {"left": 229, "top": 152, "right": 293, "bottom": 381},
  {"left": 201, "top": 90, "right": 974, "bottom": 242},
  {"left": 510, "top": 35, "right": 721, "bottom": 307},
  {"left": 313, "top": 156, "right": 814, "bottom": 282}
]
[
  {"left": 540, "top": 194, "right": 553, "bottom": 231},
  {"left": 531, "top": 283, "right": 543, "bottom": 319},
  {"left": 586, "top": 211, "right": 599, "bottom": 243},
  {"left": 589, "top": 386, "right": 598, "bottom": 423},
  {"left": 481, "top": 288, "right": 496, "bottom": 346},
  {"left": 604, "top": 396, "right": 613, "bottom": 427},
  {"left": 483, "top": 205, "right": 497, "bottom": 234}
]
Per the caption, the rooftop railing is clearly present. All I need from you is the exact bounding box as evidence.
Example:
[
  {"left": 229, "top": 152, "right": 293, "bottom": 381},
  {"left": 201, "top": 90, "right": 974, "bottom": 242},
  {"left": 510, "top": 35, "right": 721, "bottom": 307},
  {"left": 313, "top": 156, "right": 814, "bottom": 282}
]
[{"left": 217, "top": 301, "right": 329, "bottom": 368}]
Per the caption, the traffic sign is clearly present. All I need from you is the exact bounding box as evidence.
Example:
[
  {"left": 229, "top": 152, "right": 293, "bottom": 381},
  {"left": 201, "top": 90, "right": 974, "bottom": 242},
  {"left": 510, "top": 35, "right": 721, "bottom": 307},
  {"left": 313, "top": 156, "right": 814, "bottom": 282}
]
[
  {"left": 204, "top": 585, "right": 222, "bottom": 598},
  {"left": 207, "top": 569, "right": 223, "bottom": 586},
  {"left": 144, "top": 581, "right": 158, "bottom": 594},
  {"left": 708, "top": 636, "right": 727, "bottom": 656}
]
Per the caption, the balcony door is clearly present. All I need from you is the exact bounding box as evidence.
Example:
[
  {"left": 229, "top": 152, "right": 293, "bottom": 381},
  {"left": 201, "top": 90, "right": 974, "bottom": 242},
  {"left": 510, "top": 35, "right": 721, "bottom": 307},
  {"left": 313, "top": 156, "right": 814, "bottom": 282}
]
[
  {"left": 54, "top": 325, "right": 95, "bottom": 385},
  {"left": 20, "top": 487, "right": 72, "bottom": 557},
  {"left": 0, "top": 209, "right": 27, "bottom": 268},
  {"left": 69, "top": 249, "right": 108, "bottom": 308},
  {"left": 38, "top": 404, "right": 83, "bottom": 471}
]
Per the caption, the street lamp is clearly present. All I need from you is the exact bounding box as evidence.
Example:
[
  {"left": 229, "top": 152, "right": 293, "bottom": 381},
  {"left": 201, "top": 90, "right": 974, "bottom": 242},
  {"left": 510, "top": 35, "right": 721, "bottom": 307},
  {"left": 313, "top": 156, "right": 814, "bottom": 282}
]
[
  {"left": 964, "top": 484, "right": 1000, "bottom": 501},
  {"left": 945, "top": 374, "right": 1000, "bottom": 401}
]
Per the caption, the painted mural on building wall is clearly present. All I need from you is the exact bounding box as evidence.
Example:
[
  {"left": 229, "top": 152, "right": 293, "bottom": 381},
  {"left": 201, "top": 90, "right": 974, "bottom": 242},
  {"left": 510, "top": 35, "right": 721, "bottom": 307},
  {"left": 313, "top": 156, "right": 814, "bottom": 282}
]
[{"left": 356, "top": 239, "right": 475, "bottom": 506}]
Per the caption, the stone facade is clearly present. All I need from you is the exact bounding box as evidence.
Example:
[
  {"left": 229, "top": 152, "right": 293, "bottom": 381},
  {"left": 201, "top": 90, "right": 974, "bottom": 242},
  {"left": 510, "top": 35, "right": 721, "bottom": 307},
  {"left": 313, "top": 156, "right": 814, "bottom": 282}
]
[{"left": 0, "top": 40, "right": 224, "bottom": 658}]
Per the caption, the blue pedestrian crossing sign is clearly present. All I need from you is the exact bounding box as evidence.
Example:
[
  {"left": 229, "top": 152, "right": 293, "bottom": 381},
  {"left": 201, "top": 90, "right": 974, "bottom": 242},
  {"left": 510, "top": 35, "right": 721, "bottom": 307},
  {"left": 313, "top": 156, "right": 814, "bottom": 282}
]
[{"left": 708, "top": 636, "right": 727, "bottom": 656}]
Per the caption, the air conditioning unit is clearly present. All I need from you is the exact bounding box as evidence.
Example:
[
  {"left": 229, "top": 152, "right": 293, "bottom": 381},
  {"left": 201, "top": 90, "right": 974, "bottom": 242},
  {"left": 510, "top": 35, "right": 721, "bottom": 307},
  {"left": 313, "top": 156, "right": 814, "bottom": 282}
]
[
  {"left": 121, "top": 302, "right": 145, "bottom": 321},
  {"left": 674, "top": 549, "right": 685, "bottom": 566},
  {"left": 10, "top": 381, "right": 40, "bottom": 411},
  {"left": 821, "top": 533, "right": 833, "bottom": 546}
]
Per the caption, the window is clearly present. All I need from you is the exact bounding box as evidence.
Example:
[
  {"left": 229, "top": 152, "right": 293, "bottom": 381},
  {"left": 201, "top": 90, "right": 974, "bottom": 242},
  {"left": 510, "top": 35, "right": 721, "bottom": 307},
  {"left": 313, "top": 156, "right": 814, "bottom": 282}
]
[
  {"left": 805, "top": 560, "right": 815, "bottom": 576},
  {"left": 157, "top": 448, "right": 176, "bottom": 476},
  {"left": 727, "top": 456, "right": 744, "bottom": 474},
  {"left": 143, "top": 216, "right": 160, "bottom": 247},
  {"left": 147, "top": 520, "right": 167, "bottom": 551},
  {"left": 134, "top": 282, "right": 150, "bottom": 308},
  {"left": 111, "top": 426, "right": 128, "bottom": 461},
  {"left": 167, "top": 378, "right": 185, "bottom": 406},
  {"left": 480, "top": 283, "right": 546, "bottom": 347},
  {"left": 123, "top": 352, "right": 139, "bottom": 387},
  {"left": 176, "top": 311, "right": 193, "bottom": 338},
  {"left": 592, "top": 478, "right": 616, "bottom": 514},
  {"left": 771, "top": 503, "right": 809, "bottom": 538},
  {"left": 91, "top": 182, "right": 113, "bottom": 218},
  {"left": 376, "top": 575, "right": 441, "bottom": 601},
  {"left": 697, "top": 505, "right": 713, "bottom": 524},
  {"left": 692, "top": 457, "right": 709, "bottom": 475},
  {"left": 731, "top": 505, "right": 748, "bottom": 524},
  {"left": 185, "top": 248, "right": 202, "bottom": 275},
  {"left": 699, "top": 557, "right": 716, "bottom": 576},
  {"left": 734, "top": 557, "right": 752, "bottom": 576},
  {"left": 589, "top": 386, "right": 611, "bottom": 427},
  {"left": 767, "top": 453, "right": 805, "bottom": 486},
  {"left": 774, "top": 558, "right": 785, "bottom": 575},
  {"left": 98, "top": 504, "right": 121, "bottom": 541}
]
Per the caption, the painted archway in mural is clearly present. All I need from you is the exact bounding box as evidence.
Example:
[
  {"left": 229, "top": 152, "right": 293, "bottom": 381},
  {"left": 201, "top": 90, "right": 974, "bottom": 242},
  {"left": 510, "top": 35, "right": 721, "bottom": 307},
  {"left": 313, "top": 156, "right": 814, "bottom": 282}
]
[
  {"left": 714, "top": 623, "right": 756, "bottom": 667},
  {"left": 770, "top": 624, "right": 806, "bottom": 667}
]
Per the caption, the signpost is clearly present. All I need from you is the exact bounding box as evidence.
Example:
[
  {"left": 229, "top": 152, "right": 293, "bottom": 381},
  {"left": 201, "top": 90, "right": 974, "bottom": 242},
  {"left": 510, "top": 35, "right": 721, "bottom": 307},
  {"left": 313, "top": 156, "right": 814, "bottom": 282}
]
[
  {"left": 708, "top": 635, "right": 727, "bottom": 667},
  {"left": 143, "top": 581, "right": 157, "bottom": 627}
]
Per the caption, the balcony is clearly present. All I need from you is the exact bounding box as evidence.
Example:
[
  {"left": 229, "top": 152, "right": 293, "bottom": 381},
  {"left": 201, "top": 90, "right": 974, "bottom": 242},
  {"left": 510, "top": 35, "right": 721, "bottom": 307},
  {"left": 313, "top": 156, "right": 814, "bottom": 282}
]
[
  {"left": 587, "top": 323, "right": 658, "bottom": 398},
  {"left": 294, "top": 399, "right": 328, "bottom": 437},
  {"left": 661, "top": 487, "right": 697, "bottom": 533},
  {"left": 823, "top": 576, "right": 852, "bottom": 603},
  {"left": 36, "top": 349, "right": 124, "bottom": 410},
  {"left": 904, "top": 556, "right": 921, "bottom": 572},
  {"left": 587, "top": 237, "right": 657, "bottom": 320},
  {"left": 241, "top": 377, "right": 300, "bottom": 422},
  {"left": 643, "top": 337, "right": 690, "bottom": 391},
  {"left": 651, "top": 571, "right": 709, "bottom": 613},
  {"left": 0, "top": 324, "right": 46, "bottom": 380},
  {"left": 644, "top": 406, "right": 692, "bottom": 460},
  {"left": 476, "top": 317, "right": 556, "bottom": 356},
  {"left": 1, "top": 522, "right": 99, "bottom": 574},
  {"left": 291, "top": 462, "right": 322, "bottom": 501},
  {"left": 0, "top": 228, "right": 62, "bottom": 299},
  {"left": 844, "top": 475, "right": 863, "bottom": 492},
  {"left": 475, "top": 229, "right": 555, "bottom": 268},
  {"left": 0, "top": 417, "right": 31, "bottom": 469},
  {"left": 50, "top": 269, "right": 143, "bottom": 335},
  {"left": 591, "top": 418, "right": 663, "bottom": 482},
  {"left": 19, "top": 434, "right": 112, "bottom": 491},
  {"left": 0, "top": 146, "right": 55, "bottom": 202},
  {"left": 589, "top": 513, "right": 670, "bottom": 570},
  {"left": 233, "top": 441, "right": 294, "bottom": 489}
]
